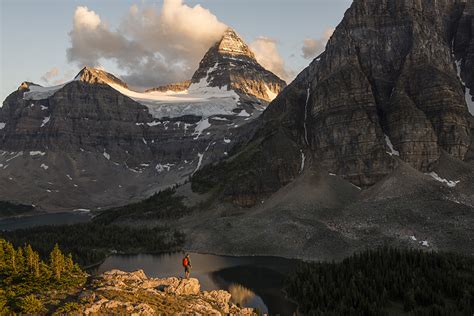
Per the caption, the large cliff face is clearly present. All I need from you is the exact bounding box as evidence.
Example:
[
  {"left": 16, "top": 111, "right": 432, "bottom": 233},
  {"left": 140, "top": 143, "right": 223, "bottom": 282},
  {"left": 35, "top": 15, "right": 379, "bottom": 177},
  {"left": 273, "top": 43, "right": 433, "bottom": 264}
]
[
  {"left": 303, "top": 0, "right": 471, "bottom": 182},
  {"left": 0, "top": 30, "right": 284, "bottom": 211},
  {"left": 193, "top": 0, "right": 474, "bottom": 207}
]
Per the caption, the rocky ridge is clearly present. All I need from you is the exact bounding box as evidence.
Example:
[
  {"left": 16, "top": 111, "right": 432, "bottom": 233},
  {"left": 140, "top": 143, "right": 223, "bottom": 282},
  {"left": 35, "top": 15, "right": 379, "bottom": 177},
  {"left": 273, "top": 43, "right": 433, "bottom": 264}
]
[
  {"left": 0, "top": 28, "right": 284, "bottom": 211},
  {"left": 145, "top": 80, "right": 191, "bottom": 93},
  {"left": 68, "top": 269, "right": 254, "bottom": 315}
]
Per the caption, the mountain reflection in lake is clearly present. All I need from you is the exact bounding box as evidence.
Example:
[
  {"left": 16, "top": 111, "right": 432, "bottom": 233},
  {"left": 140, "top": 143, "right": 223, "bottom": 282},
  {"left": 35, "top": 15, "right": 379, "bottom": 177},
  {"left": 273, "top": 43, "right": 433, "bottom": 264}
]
[{"left": 94, "top": 252, "right": 298, "bottom": 315}]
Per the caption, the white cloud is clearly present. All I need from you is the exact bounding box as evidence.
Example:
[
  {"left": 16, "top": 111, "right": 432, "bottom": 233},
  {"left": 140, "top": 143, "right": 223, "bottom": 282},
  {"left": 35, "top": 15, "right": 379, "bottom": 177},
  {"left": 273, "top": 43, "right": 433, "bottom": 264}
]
[
  {"left": 302, "top": 27, "right": 334, "bottom": 59},
  {"left": 67, "top": 1, "right": 228, "bottom": 89},
  {"left": 250, "top": 37, "right": 294, "bottom": 82},
  {"left": 40, "top": 68, "right": 75, "bottom": 85},
  {"left": 40, "top": 67, "right": 60, "bottom": 84},
  {"left": 52, "top": 70, "right": 75, "bottom": 85},
  {"left": 74, "top": 6, "right": 101, "bottom": 30}
]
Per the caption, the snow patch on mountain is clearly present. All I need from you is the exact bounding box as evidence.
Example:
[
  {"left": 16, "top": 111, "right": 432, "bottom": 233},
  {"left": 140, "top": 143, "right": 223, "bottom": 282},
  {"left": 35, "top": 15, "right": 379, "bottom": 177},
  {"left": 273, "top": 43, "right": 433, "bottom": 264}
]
[
  {"left": 193, "top": 118, "right": 211, "bottom": 140},
  {"left": 193, "top": 142, "right": 213, "bottom": 175},
  {"left": 455, "top": 59, "right": 474, "bottom": 115},
  {"left": 107, "top": 72, "right": 240, "bottom": 119},
  {"left": 427, "top": 172, "right": 460, "bottom": 187},
  {"left": 237, "top": 110, "right": 250, "bottom": 117},
  {"left": 155, "top": 163, "right": 174, "bottom": 173},
  {"left": 300, "top": 150, "right": 306, "bottom": 173},
  {"left": 23, "top": 82, "right": 69, "bottom": 100},
  {"left": 384, "top": 135, "right": 400, "bottom": 156},
  {"left": 29, "top": 151, "right": 46, "bottom": 156},
  {"left": 466, "top": 87, "right": 473, "bottom": 115},
  {"left": 41, "top": 116, "right": 50, "bottom": 127}
]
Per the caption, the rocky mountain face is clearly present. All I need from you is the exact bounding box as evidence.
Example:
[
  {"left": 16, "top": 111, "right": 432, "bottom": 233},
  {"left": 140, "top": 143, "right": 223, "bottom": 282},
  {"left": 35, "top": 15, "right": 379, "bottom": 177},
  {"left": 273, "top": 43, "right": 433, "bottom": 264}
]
[
  {"left": 455, "top": 0, "right": 474, "bottom": 95},
  {"left": 61, "top": 269, "right": 255, "bottom": 315},
  {"left": 0, "top": 30, "right": 285, "bottom": 211},
  {"left": 193, "top": 0, "right": 474, "bottom": 207},
  {"left": 191, "top": 28, "right": 286, "bottom": 102},
  {"left": 144, "top": 80, "right": 191, "bottom": 93}
]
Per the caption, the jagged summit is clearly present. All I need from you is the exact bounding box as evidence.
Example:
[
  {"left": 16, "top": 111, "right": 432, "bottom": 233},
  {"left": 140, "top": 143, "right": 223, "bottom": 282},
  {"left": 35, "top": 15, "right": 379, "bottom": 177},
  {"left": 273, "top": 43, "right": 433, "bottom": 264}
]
[
  {"left": 215, "top": 28, "right": 256, "bottom": 60},
  {"left": 74, "top": 66, "right": 128, "bottom": 89},
  {"left": 190, "top": 28, "right": 286, "bottom": 101}
]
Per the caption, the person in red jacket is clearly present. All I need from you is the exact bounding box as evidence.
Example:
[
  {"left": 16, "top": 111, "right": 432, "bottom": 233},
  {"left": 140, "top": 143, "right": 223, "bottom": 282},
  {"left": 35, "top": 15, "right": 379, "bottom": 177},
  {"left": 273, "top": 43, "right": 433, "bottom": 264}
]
[{"left": 182, "top": 254, "right": 192, "bottom": 279}]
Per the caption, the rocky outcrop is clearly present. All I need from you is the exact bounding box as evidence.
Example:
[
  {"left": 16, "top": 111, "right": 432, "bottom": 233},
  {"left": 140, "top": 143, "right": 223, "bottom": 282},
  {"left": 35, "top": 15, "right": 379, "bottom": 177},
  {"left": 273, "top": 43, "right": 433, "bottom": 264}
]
[
  {"left": 69, "top": 269, "right": 255, "bottom": 315},
  {"left": 191, "top": 28, "right": 286, "bottom": 102},
  {"left": 193, "top": 0, "right": 473, "bottom": 207}
]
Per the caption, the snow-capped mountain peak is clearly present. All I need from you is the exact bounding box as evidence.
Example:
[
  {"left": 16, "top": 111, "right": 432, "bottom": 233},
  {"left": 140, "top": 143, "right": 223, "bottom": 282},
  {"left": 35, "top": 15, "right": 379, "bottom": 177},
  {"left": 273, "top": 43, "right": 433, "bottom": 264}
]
[{"left": 190, "top": 28, "right": 285, "bottom": 102}]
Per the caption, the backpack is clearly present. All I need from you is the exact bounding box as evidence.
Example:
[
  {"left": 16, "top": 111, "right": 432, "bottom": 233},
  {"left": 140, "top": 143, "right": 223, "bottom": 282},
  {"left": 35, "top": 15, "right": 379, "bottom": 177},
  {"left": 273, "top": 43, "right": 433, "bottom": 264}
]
[{"left": 182, "top": 257, "right": 189, "bottom": 267}]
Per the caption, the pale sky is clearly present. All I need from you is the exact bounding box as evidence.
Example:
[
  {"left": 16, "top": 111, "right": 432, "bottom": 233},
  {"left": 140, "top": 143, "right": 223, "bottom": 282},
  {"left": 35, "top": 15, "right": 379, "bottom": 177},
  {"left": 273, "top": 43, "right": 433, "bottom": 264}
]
[{"left": 0, "top": 0, "right": 352, "bottom": 102}]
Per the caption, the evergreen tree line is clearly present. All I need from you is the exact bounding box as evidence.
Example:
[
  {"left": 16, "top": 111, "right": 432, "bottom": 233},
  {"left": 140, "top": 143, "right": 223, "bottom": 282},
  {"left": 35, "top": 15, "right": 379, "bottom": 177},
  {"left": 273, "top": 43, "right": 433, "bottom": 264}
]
[
  {"left": 0, "top": 201, "right": 35, "bottom": 217},
  {"left": 0, "top": 238, "right": 86, "bottom": 314},
  {"left": 286, "top": 247, "right": 474, "bottom": 315},
  {"left": 93, "top": 188, "right": 192, "bottom": 224},
  {"left": 0, "top": 223, "right": 184, "bottom": 267}
]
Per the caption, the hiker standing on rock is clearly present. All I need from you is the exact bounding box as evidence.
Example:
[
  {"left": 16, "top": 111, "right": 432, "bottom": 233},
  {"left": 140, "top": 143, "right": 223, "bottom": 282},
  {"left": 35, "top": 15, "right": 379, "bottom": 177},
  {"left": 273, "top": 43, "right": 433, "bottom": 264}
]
[{"left": 182, "top": 253, "right": 192, "bottom": 279}]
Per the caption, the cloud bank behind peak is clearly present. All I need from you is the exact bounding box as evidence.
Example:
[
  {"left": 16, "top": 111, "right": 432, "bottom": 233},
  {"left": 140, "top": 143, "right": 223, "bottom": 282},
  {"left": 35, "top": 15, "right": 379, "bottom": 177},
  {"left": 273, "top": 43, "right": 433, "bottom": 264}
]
[
  {"left": 67, "top": 0, "right": 293, "bottom": 89},
  {"left": 67, "top": 0, "right": 227, "bottom": 89}
]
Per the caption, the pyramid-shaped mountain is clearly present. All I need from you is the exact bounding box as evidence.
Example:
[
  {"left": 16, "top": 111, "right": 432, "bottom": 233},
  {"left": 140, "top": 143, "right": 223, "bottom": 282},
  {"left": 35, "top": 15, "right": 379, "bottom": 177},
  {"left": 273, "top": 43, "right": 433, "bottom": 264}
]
[
  {"left": 190, "top": 28, "right": 286, "bottom": 102},
  {"left": 74, "top": 66, "right": 129, "bottom": 89}
]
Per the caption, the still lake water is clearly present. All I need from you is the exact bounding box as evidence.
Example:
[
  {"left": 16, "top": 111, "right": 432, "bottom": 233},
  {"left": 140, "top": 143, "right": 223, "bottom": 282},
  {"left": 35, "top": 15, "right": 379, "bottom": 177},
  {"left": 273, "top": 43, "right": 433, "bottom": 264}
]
[
  {"left": 95, "top": 252, "right": 299, "bottom": 315},
  {"left": 2, "top": 213, "right": 299, "bottom": 315},
  {"left": 0, "top": 211, "right": 92, "bottom": 231}
]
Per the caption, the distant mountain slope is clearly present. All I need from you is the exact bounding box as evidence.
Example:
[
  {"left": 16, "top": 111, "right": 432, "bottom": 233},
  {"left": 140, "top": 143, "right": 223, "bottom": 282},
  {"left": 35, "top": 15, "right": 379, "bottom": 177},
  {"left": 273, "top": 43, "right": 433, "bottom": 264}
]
[{"left": 0, "top": 28, "right": 286, "bottom": 212}]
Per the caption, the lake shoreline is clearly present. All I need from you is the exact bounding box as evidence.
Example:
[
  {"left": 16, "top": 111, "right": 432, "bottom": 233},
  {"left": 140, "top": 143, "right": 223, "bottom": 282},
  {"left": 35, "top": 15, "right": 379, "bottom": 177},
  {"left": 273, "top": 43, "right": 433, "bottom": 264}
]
[{"left": 93, "top": 251, "right": 300, "bottom": 314}]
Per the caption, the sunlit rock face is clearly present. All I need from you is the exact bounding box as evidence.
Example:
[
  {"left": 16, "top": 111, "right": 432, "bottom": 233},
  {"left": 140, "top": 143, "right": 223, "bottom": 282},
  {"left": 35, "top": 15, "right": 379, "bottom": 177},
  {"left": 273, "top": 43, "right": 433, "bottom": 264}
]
[
  {"left": 191, "top": 28, "right": 286, "bottom": 102},
  {"left": 145, "top": 80, "right": 191, "bottom": 93},
  {"left": 74, "top": 66, "right": 129, "bottom": 88}
]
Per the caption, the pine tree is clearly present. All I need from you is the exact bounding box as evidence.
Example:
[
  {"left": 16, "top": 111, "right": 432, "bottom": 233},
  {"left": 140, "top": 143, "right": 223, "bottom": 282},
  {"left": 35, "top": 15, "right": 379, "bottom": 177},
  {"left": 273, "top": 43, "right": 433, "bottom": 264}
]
[
  {"left": 33, "top": 252, "right": 40, "bottom": 278},
  {"left": 49, "top": 243, "right": 65, "bottom": 280},
  {"left": 5, "top": 242, "right": 16, "bottom": 273},
  {"left": 0, "top": 241, "right": 5, "bottom": 269},
  {"left": 25, "top": 244, "right": 35, "bottom": 274},
  {"left": 16, "top": 247, "right": 25, "bottom": 273},
  {"left": 65, "top": 253, "right": 74, "bottom": 273}
]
